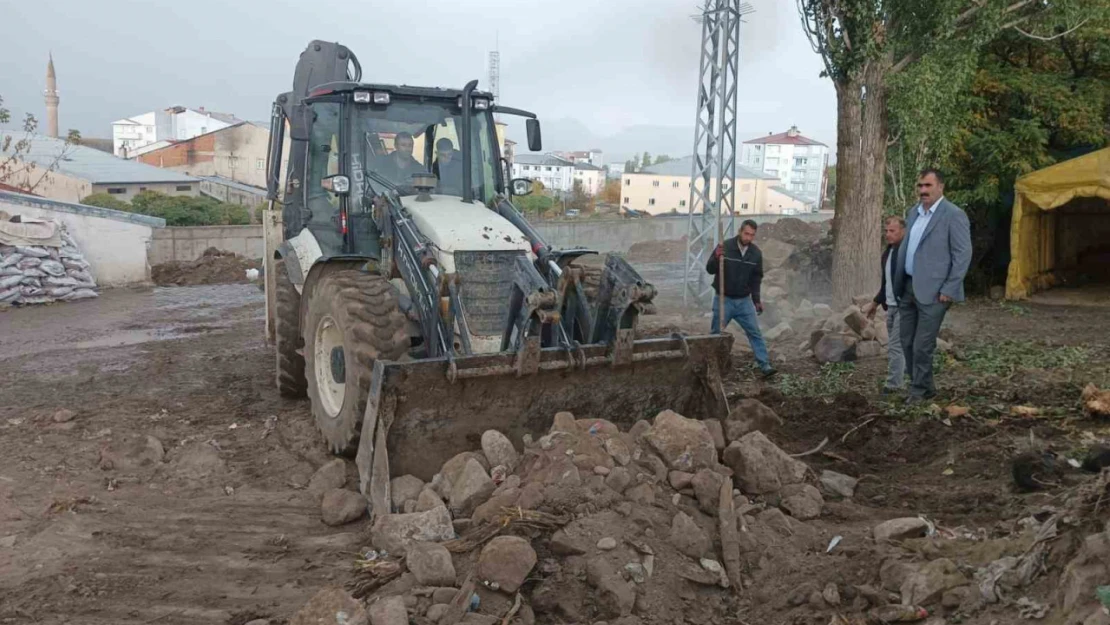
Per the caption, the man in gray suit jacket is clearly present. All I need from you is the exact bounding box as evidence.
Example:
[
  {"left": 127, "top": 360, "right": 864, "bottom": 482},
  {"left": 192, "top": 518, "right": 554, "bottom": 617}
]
[{"left": 892, "top": 169, "right": 972, "bottom": 403}]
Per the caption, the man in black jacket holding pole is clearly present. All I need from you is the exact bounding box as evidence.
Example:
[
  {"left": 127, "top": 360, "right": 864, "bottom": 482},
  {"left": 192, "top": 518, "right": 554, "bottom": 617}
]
[{"left": 707, "top": 219, "right": 776, "bottom": 378}]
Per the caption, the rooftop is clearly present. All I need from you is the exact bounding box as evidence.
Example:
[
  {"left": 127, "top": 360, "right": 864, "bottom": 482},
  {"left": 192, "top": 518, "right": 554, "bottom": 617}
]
[
  {"left": 770, "top": 185, "right": 818, "bottom": 205},
  {"left": 744, "top": 125, "right": 826, "bottom": 147},
  {"left": 635, "top": 155, "right": 778, "bottom": 180},
  {"left": 514, "top": 153, "right": 576, "bottom": 168},
  {"left": 14, "top": 135, "right": 198, "bottom": 184},
  {"left": 574, "top": 161, "right": 603, "bottom": 172}
]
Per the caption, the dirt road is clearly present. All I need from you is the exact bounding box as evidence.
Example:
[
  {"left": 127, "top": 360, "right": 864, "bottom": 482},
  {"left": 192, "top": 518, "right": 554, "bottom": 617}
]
[{"left": 0, "top": 285, "right": 351, "bottom": 625}]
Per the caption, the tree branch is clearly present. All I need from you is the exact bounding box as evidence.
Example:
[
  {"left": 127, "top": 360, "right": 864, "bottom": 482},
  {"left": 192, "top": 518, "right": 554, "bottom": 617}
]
[{"left": 1013, "top": 17, "right": 1089, "bottom": 42}]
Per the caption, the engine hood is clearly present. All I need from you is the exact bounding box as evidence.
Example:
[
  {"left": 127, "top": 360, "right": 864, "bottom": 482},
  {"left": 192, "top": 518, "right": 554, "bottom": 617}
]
[{"left": 399, "top": 195, "right": 532, "bottom": 257}]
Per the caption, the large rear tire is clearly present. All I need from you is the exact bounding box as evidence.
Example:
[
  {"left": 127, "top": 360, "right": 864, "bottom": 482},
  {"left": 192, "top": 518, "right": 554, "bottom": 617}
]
[
  {"left": 304, "top": 269, "right": 408, "bottom": 454},
  {"left": 275, "top": 259, "right": 307, "bottom": 398}
]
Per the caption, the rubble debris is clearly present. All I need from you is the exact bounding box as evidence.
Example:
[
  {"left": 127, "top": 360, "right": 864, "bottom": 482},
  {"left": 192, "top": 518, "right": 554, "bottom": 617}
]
[
  {"left": 670, "top": 511, "right": 711, "bottom": 559},
  {"left": 448, "top": 458, "right": 496, "bottom": 517},
  {"left": 390, "top": 474, "right": 425, "bottom": 511},
  {"left": 476, "top": 536, "right": 536, "bottom": 594},
  {"left": 724, "top": 399, "right": 784, "bottom": 442},
  {"left": 644, "top": 410, "right": 722, "bottom": 473},
  {"left": 605, "top": 466, "right": 632, "bottom": 493},
  {"left": 97, "top": 434, "right": 165, "bottom": 471},
  {"left": 586, "top": 557, "right": 636, "bottom": 618},
  {"left": 691, "top": 469, "right": 725, "bottom": 515},
  {"left": 289, "top": 587, "right": 368, "bottom": 625},
  {"left": 309, "top": 459, "right": 348, "bottom": 495},
  {"left": 52, "top": 409, "right": 76, "bottom": 423},
  {"left": 321, "top": 489, "right": 368, "bottom": 526},
  {"left": 874, "top": 518, "right": 930, "bottom": 543},
  {"left": 813, "top": 334, "right": 859, "bottom": 364},
  {"left": 405, "top": 541, "right": 456, "bottom": 587},
  {"left": 819, "top": 470, "right": 859, "bottom": 499},
  {"left": 371, "top": 506, "right": 455, "bottom": 555},
  {"left": 779, "top": 483, "right": 824, "bottom": 520},
  {"left": 367, "top": 595, "right": 407, "bottom": 625},
  {"left": 900, "top": 558, "right": 968, "bottom": 606},
  {"left": 722, "top": 431, "right": 807, "bottom": 494},
  {"left": 481, "top": 429, "right": 519, "bottom": 470}
]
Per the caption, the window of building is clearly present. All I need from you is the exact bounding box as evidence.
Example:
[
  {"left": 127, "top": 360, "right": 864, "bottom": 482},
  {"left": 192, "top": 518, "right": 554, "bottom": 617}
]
[
  {"left": 200, "top": 127, "right": 207, "bottom": 134},
  {"left": 139, "top": 187, "right": 147, "bottom": 192},
  {"left": 228, "top": 156, "right": 239, "bottom": 169},
  {"left": 754, "top": 145, "right": 762, "bottom": 151},
  {"left": 652, "top": 180, "right": 659, "bottom": 187},
  {"left": 545, "top": 166, "right": 552, "bottom": 171},
  {"left": 648, "top": 198, "right": 656, "bottom": 206},
  {"left": 145, "top": 126, "right": 153, "bottom": 133},
  {"left": 176, "top": 185, "right": 192, "bottom": 192},
  {"left": 257, "top": 158, "right": 265, "bottom": 170},
  {"left": 672, "top": 181, "right": 679, "bottom": 188},
  {"left": 107, "top": 187, "right": 127, "bottom": 195},
  {"left": 625, "top": 179, "right": 630, "bottom": 186},
  {"left": 623, "top": 197, "right": 629, "bottom": 204},
  {"left": 741, "top": 202, "right": 749, "bottom": 209},
  {"left": 679, "top": 200, "right": 686, "bottom": 207},
  {"left": 795, "top": 158, "right": 808, "bottom": 167}
]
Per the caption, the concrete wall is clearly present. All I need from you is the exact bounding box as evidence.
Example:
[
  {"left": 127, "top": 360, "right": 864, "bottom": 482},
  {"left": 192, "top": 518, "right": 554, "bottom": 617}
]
[
  {"left": 148, "top": 225, "right": 264, "bottom": 265},
  {"left": 0, "top": 191, "right": 165, "bottom": 286},
  {"left": 146, "top": 213, "right": 832, "bottom": 264},
  {"left": 90, "top": 181, "right": 199, "bottom": 203},
  {"left": 621, "top": 172, "right": 805, "bottom": 216}
]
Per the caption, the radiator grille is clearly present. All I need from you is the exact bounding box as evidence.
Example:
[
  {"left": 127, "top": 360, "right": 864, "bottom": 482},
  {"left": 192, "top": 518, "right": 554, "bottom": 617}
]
[{"left": 453, "top": 251, "right": 524, "bottom": 337}]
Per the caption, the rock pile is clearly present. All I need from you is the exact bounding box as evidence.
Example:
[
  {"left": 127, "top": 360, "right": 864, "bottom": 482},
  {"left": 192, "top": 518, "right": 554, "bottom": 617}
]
[
  {"left": 296, "top": 402, "right": 875, "bottom": 625},
  {"left": 0, "top": 229, "right": 99, "bottom": 306}
]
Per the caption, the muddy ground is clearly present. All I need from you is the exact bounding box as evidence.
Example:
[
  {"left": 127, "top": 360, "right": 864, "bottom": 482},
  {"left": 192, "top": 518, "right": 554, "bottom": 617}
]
[{"left": 1, "top": 266, "right": 1109, "bottom": 624}]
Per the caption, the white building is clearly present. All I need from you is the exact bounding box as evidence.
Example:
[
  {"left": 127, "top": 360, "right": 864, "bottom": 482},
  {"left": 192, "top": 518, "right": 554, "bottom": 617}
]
[
  {"left": 555, "top": 149, "right": 604, "bottom": 168},
  {"left": 740, "top": 126, "right": 829, "bottom": 203},
  {"left": 112, "top": 106, "right": 243, "bottom": 158},
  {"left": 511, "top": 154, "right": 604, "bottom": 196}
]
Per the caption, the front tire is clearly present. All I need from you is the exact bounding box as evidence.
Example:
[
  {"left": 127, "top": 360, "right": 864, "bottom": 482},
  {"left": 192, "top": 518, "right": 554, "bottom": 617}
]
[{"left": 303, "top": 269, "right": 408, "bottom": 454}]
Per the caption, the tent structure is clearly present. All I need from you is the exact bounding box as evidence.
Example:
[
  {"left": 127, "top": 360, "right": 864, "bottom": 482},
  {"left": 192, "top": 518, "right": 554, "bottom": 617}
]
[{"left": 1006, "top": 147, "right": 1110, "bottom": 299}]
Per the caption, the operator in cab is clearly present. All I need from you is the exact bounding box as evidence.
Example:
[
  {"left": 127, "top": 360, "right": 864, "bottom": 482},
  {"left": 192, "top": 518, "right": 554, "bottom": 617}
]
[
  {"left": 433, "top": 137, "right": 464, "bottom": 196},
  {"left": 380, "top": 131, "right": 426, "bottom": 189}
]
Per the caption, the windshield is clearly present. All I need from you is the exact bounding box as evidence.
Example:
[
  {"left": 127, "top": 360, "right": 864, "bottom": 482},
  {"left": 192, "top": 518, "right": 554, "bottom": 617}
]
[{"left": 350, "top": 99, "right": 498, "bottom": 203}]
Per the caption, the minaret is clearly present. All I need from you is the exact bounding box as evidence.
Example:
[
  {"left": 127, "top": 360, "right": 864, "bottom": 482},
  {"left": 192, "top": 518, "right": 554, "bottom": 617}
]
[{"left": 44, "top": 54, "right": 59, "bottom": 139}]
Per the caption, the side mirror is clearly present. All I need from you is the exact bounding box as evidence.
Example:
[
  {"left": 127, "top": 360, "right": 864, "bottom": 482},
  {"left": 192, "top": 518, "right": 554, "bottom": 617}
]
[
  {"left": 289, "top": 104, "right": 312, "bottom": 141},
  {"left": 526, "top": 119, "right": 542, "bottom": 152},
  {"left": 511, "top": 178, "right": 534, "bottom": 196},
  {"left": 321, "top": 174, "right": 350, "bottom": 195}
]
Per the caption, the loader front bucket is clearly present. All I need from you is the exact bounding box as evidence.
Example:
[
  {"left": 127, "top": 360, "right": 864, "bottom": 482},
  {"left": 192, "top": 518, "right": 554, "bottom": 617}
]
[{"left": 355, "top": 332, "right": 734, "bottom": 517}]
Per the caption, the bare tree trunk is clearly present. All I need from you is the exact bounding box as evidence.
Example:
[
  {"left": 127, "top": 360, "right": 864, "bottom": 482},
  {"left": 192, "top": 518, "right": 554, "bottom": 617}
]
[
  {"left": 831, "top": 55, "right": 891, "bottom": 309},
  {"left": 830, "top": 77, "right": 862, "bottom": 241}
]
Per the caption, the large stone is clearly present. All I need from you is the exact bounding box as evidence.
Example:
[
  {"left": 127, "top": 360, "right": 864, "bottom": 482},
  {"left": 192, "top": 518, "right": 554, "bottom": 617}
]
[
  {"left": 448, "top": 458, "right": 495, "bottom": 516},
  {"left": 435, "top": 452, "right": 491, "bottom": 497},
  {"left": 604, "top": 437, "right": 632, "bottom": 466},
  {"left": 880, "top": 559, "right": 920, "bottom": 593},
  {"left": 764, "top": 322, "right": 795, "bottom": 343},
  {"left": 625, "top": 483, "right": 655, "bottom": 505},
  {"left": 813, "top": 303, "right": 833, "bottom": 317},
  {"left": 550, "top": 529, "right": 588, "bottom": 556},
  {"left": 819, "top": 470, "right": 858, "bottom": 499},
  {"left": 670, "top": 511, "right": 711, "bottom": 559},
  {"left": 367, "top": 595, "right": 407, "bottom": 625},
  {"left": 390, "top": 475, "right": 425, "bottom": 511},
  {"left": 308, "top": 459, "right": 348, "bottom": 495},
  {"left": 321, "top": 489, "right": 368, "bottom": 526},
  {"left": 481, "top": 430, "right": 518, "bottom": 470},
  {"left": 874, "top": 517, "right": 930, "bottom": 543},
  {"left": 476, "top": 536, "right": 536, "bottom": 593},
  {"left": 371, "top": 506, "right": 455, "bottom": 555},
  {"left": 704, "top": 420, "right": 726, "bottom": 451},
  {"left": 669, "top": 470, "right": 694, "bottom": 490},
  {"left": 855, "top": 340, "right": 884, "bottom": 360},
  {"left": 691, "top": 470, "right": 725, "bottom": 515},
  {"left": 551, "top": 411, "right": 577, "bottom": 433},
  {"left": 98, "top": 435, "right": 165, "bottom": 471},
  {"left": 605, "top": 466, "right": 633, "bottom": 494},
  {"left": 586, "top": 557, "right": 636, "bottom": 618},
  {"left": 813, "top": 334, "right": 858, "bottom": 364},
  {"left": 843, "top": 307, "right": 870, "bottom": 336},
  {"left": 643, "top": 410, "right": 720, "bottom": 473},
  {"left": 426, "top": 604, "right": 449, "bottom": 622},
  {"left": 415, "top": 486, "right": 446, "bottom": 513},
  {"left": 406, "top": 541, "right": 456, "bottom": 586},
  {"left": 724, "top": 399, "right": 784, "bottom": 443},
  {"left": 900, "top": 558, "right": 968, "bottom": 606},
  {"left": 290, "top": 587, "right": 368, "bottom": 625},
  {"left": 472, "top": 491, "right": 521, "bottom": 525},
  {"left": 1059, "top": 529, "right": 1110, "bottom": 617},
  {"left": 722, "top": 432, "right": 807, "bottom": 495},
  {"left": 779, "top": 483, "right": 824, "bottom": 520}
]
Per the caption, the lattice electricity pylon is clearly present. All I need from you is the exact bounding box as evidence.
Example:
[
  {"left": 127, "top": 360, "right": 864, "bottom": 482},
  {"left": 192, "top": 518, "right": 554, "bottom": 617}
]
[
  {"left": 488, "top": 50, "right": 500, "bottom": 120},
  {"left": 683, "top": 0, "right": 753, "bottom": 307}
]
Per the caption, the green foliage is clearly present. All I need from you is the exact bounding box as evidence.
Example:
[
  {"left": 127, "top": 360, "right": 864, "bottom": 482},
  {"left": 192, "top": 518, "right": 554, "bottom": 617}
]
[
  {"left": 80, "top": 193, "right": 131, "bottom": 211},
  {"left": 641, "top": 152, "right": 652, "bottom": 168},
  {"left": 960, "top": 339, "right": 1091, "bottom": 376},
  {"left": 81, "top": 191, "right": 250, "bottom": 226},
  {"left": 515, "top": 193, "right": 555, "bottom": 217},
  {"left": 624, "top": 159, "right": 637, "bottom": 173},
  {"left": 775, "top": 362, "right": 857, "bottom": 397},
  {"left": 654, "top": 154, "right": 672, "bottom": 165}
]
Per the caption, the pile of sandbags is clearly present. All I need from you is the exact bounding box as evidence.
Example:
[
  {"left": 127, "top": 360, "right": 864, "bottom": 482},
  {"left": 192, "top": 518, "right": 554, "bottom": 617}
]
[{"left": 0, "top": 228, "right": 98, "bottom": 306}]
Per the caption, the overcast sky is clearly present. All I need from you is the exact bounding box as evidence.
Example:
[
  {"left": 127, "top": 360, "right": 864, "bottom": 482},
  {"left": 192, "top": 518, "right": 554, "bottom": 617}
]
[{"left": 1, "top": 0, "right": 836, "bottom": 151}]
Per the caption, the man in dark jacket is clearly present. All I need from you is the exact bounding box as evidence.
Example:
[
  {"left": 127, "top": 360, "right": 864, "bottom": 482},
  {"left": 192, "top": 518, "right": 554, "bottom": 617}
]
[
  {"left": 707, "top": 219, "right": 776, "bottom": 377},
  {"left": 863, "top": 216, "right": 906, "bottom": 393}
]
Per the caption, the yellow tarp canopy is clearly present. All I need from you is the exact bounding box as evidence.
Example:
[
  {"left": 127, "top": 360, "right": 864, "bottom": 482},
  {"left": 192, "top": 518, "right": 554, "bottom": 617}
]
[{"left": 1006, "top": 147, "right": 1110, "bottom": 299}]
